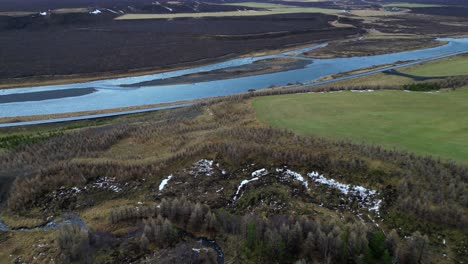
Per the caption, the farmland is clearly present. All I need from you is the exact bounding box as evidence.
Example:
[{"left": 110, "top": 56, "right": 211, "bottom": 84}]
[
  {"left": 328, "top": 53, "right": 468, "bottom": 87},
  {"left": 1, "top": 0, "right": 468, "bottom": 263},
  {"left": 253, "top": 88, "right": 468, "bottom": 163},
  {"left": 0, "top": 12, "right": 360, "bottom": 87},
  {"left": 115, "top": 2, "right": 341, "bottom": 20},
  {"left": 401, "top": 54, "right": 468, "bottom": 77}
]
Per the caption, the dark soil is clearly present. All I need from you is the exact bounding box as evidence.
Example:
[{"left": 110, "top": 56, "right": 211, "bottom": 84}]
[
  {"left": 303, "top": 37, "right": 443, "bottom": 58},
  {"left": 0, "top": 13, "right": 362, "bottom": 81},
  {"left": 0, "top": 88, "right": 97, "bottom": 103},
  {"left": 382, "top": 0, "right": 468, "bottom": 7},
  {"left": 125, "top": 58, "right": 310, "bottom": 87},
  {"left": 0, "top": 0, "right": 261, "bottom": 14},
  {"left": 364, "top": 14, "right": 468, "bottom": 35},
  {"left": 410, "top": 7, "right": 468, "bottom": 18}
]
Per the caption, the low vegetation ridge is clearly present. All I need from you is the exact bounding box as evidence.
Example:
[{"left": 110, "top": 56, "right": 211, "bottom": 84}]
[{"left": 0, "top": 94, "right": 466, "bottom": 263}]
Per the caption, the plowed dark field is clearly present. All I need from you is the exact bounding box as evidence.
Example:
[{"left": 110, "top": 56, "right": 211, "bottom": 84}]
[{"left": 0, "top": 13, "right": 362, "bottom": 81}]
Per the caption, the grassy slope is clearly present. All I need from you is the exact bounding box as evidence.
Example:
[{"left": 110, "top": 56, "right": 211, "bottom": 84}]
[
  {"left": 401, "top": 55, "right": 468, "bottom": 76},
  {"left": 330, "top": 54, "right": 468, "bottom": 87},
  {"left": 253, "top": 89, "right": 468, "bottom": 163}
]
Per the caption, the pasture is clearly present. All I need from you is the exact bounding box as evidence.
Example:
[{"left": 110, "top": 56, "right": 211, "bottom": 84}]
[{"left": 253, "top": 89, "right": 468, "bottom": 162}]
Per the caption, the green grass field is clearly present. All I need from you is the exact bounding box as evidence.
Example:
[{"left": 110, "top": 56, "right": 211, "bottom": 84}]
[
  {"left": 401, "top": 55, "right": 468, "bottom": 77},
  {"left": 330, "top": 54, "right": 468, "bottom": 87},
  {"left": 253, "top": 89, "right": 468, "bottom": 163},
  {"left": 384, "top": 2, "right": 443, "bottom": 8},
  {"left": 116, "top": 2, "right": 339, "bottom": 20}
]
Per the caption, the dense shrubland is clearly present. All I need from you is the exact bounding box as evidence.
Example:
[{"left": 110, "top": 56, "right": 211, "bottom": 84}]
[
  {"left": 59, "top": 195, "right": 432, "bottom": 263},
  {"left": 1, "top": 95, "right": 467, "bottom": 263}
]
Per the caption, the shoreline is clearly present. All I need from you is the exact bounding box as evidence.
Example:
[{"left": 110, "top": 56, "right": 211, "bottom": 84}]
[
  {"left": 0, "top": 99, "right": 200, "bottom": 125},
  {"left": 0, "top": 34, "right": 452, "bottom": 90},
  {"left": 1, "top": 44, "right": 467, "bottom": 125},
  {"left": 0, "top": 40, "right": 326, "bottom": 90}
]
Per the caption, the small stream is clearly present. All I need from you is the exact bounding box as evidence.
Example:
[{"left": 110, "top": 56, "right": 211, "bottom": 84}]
[
  {"left": 198, "top": 238, "right": 224, "bottom": 264},
  {"left": 185, "top": 231, "right": 225, "bottom": 264},
  {"left": 1, "top": 38, "right": 468, "bottom": 118}
]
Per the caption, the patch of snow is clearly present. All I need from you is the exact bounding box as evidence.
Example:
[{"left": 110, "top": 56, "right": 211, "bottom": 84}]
[
  {"left": 191, "top": 159, "right": 215, "bottom": 176},
  {"left": 159, "top": 175, "right": 173, "bottom": 191},
  {"left": 307, "top": 172, "right": 382, "bottom": 215},
  {"left": 351, "top": 89, "right": 374, "bottom": 93},
  {"left": 443, "top": 239, "right": 446, "bottom": 245},
  {"left": 162, "top": 5, "right": 173, "bottom": 11},
  {"left": 93, "top": 177, "right": 122, "bottom": 193},
  {"left": 251, "top": 168, "right": 267, "bottom": 177},
  {"left": 89, "top": 9, "right": 102, "bottom": 15},
  {"left": 105, "top": 8, "right": 120, "bottom": 14},
  {"left": 39, "top": 12, "right": 47, "bottom": 16},
  {"left": 71, "top": 187, "right": 81, "bottom": 193},
  {"left": 192, "top": 248, "right": 201, "bottom": 253},
  {"left": 109, "top": 185, "right": 122, "bottom": 193},
  {"left": 233, "top": 177, "right": 259, "bottom": 201},
  {"left": 276, "top": 168, "right": 308, "bottom": 189},
  {"left": 216, "top": 187, "right": 224, "bottom": 193}
]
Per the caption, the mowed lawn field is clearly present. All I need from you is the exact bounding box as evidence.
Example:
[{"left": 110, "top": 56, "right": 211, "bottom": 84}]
[{"left": 253, "top": 89, "right": 468, "bottom": 162}]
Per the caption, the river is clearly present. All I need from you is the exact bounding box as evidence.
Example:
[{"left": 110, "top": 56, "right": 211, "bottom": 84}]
[{"left": 1, "top": 38, "right": 468, "bottom": 118}]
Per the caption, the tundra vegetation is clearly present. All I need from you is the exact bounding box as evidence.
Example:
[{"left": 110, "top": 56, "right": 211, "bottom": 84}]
[
  {"left": 0, "top": 0, "right": 468, "bottom": 263},
  {"left": 0, "top": 86, "right": 466, "bottom": 263}
]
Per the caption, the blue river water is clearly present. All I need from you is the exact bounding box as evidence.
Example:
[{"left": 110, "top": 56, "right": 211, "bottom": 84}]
[{"left": 1, "top": 38, "right": 468, "bottom": 118}]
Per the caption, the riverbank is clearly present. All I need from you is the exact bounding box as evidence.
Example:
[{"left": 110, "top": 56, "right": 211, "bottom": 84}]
[
  {"left": 303, "top": 36, "right": 446, "bottom": 58},
  {"left": 0, "top": 40, "right": 324, "bottom": 90},
  {"left": 0, "top": 99, "right": 197, "bottom": 124},
  {"left": 2, "top": 43, "right": 467, "bottom": 125},
  {"left": 125, "top": 58, "right": 310, "bottom": 87}
]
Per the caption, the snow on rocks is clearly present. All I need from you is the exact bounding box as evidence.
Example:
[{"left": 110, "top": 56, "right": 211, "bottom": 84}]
[
  {"left": 190, "top": 159, "right": 215, "bottom": 177},
  {"left": 307, "top": 172, "right": 382, "bottom": 215},
  {"left": 105, "top": 8, "right": 120, "bottom": 14},
  {"left": 39, "top": 12, "right": 47, "bottom": 16},
  {"left": 276, "top": 168, "right": 308, "bottom": 189},
  {"left": 159, "top": 175, "right": 173, "bottom": 191},
  {"left": 233, "top": 177, "right": 259, "bottom": 201},
  {"left": 89, "top": 9, "right": 102, "bottom": 15},
  {"left": 232, "top": 168, "right": 269, "bottom": 201},
  {"left": 351, "top": 89, "right": 374, "bottom": 93},
  {"left": 93, "top": 177, "right": 122, "bottom": 193},
  {"left": 162, "top": 6, "right": 173, "bottom": 12},
  {"left": 251, "top": 168, "right": 268, "bottom": 177}
]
